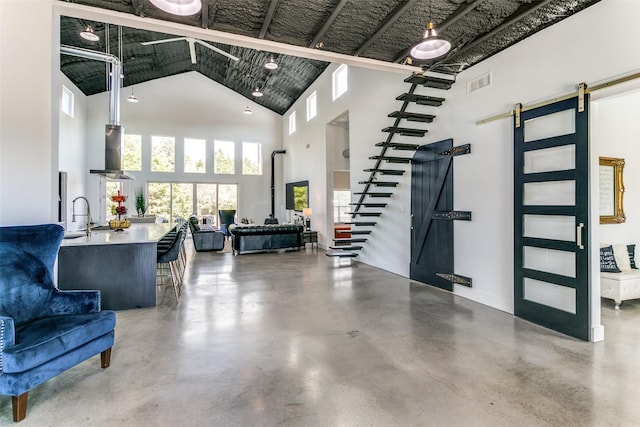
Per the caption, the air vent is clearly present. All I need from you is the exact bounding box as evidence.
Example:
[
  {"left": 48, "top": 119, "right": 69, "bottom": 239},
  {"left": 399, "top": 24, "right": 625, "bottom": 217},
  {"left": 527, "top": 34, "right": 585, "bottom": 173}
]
[{"left": 467, "top": 72, "right": 492, "bottom": 94}]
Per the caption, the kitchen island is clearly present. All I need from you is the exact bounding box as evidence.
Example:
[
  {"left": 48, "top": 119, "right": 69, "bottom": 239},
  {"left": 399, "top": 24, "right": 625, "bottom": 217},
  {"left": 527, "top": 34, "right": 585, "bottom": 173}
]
[{"left": 57, "top": 223, "right": 174, "bottom": 310}]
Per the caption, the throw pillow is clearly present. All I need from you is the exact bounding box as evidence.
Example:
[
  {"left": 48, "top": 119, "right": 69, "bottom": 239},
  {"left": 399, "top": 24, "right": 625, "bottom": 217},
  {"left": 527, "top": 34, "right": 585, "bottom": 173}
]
[
  {"left": 613, "top": 244, "right": 632, "bottom": 272},
  {"left": 629, "top": 244, "right": 638, "bottom": 269},
  {"left": 600, "top": 245, "right": 621, "bottom": 273}
]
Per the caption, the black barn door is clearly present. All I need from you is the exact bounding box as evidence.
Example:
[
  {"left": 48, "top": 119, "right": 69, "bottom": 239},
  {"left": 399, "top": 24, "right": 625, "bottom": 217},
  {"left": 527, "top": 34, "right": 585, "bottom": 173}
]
[
  {"left": 514, "top": 95, "right": 590, "bottom": 341},
  {"left": 410, "top": 139, "right": 454, "bottom": 291}
]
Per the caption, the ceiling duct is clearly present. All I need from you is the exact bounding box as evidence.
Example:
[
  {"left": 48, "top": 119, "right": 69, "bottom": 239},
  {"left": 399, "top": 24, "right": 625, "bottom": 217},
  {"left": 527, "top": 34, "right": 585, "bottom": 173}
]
[{"left": 60, "top": 45, "right": 134, "bottom": 180}]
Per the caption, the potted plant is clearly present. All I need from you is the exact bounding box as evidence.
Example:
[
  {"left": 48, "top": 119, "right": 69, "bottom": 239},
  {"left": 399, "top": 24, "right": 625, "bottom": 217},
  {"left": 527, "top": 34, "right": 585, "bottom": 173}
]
[{"left": 135, "top": 187, "right": 147, "bottom": 217}]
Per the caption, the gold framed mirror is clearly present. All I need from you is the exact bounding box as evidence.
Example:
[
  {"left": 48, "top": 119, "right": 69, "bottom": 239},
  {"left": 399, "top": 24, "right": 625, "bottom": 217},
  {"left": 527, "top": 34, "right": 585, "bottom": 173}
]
[{"left": 599, "top": 156, "right": 625, "bottom": 224}]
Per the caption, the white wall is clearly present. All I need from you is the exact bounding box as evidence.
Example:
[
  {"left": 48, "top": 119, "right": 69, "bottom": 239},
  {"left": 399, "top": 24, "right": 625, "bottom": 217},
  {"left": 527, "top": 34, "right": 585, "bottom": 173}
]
[
  {"left": 82, "top": 72, "right": 282, "bottom": 225},
  {"left": 282, "top": 0, "right": 640, "bottom": 341},
  {"left": 59, "top": 75, "right": 88, "bottom": 231},
  {"left": 0, "top": 0, "right": 58, "bottom": 225},
  {"left": 593, "top": 89, "right": 640, "bottom": 245}
]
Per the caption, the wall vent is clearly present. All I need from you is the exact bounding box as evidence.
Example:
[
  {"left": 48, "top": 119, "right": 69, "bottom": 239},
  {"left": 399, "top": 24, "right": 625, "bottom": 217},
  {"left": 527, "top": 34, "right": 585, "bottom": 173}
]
[{"left": 467, "top": 73, "right": 492, "bottom": 94}]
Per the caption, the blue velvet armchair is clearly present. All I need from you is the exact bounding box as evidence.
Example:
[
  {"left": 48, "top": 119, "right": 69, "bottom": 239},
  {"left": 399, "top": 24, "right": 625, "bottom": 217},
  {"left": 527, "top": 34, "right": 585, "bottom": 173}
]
[
  {"left": 0, "top": 224, "right": 116, "bottom": 422},
  {"left": 218, "top": 209, "right": 236, "bottom": 239}
]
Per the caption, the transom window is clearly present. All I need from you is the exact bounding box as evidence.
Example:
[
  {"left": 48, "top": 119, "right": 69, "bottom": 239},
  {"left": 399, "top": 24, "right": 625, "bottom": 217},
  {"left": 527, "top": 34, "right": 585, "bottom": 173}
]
[
  {"left": 184, "top": 138, "right": 206, "bottom": 173},
  {"left": 123, "top": 134, "right": 142, "bottom": 171},
  {"left": 242, "top": 142, "right": 262, "bottom": 175},
  {"left": 332, "top": 64, "right": 348, "bottom": 100},
  {"left": 214, "top": 140, "right": 235, "bottom": 174},
  {"left": 289, "top": 111, "right": 296, "bottom": 135},
  {"left": 307, "top": 91, "right": 317, "bottom": 121},
  {"left": 151, "top": 136, "right": 175, "bottom": 172}
]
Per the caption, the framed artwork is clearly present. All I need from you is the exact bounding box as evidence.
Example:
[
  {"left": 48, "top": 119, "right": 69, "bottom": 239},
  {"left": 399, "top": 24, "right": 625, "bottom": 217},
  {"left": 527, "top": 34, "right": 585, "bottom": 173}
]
[{"left": 599, "top": 156, "right": 625, "bottom": 224}]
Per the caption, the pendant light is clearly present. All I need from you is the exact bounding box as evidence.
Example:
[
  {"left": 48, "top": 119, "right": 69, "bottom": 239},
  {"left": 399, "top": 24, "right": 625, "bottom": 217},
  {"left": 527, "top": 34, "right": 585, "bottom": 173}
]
[
  {"left": 264, "top": 56, "right": 278, "bottom": 70},
  {"left": 127, "top": 86, "right": 139, "bottom": 103},
  {"left": 243, "top": 104, "right": 252, "bottom": 115},
  {"left": 410, "top": 22, "right": 451, "bottom": 60},
  {"left": 252, "top": 87, "right": 264, "bottom": 97},
  {"left": 149, "top": 0, "right": 202, "bottom": 16},
  {"left": 79, "top": 26, "right": 99, "bottom": 42}
]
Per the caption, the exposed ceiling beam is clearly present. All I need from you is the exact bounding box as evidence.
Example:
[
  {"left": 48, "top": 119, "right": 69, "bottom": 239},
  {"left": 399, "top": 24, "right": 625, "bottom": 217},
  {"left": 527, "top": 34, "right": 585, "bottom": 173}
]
[
  {"left": 259, "top": 0, "right": 280, "bottom": 39},
  {"left": 308, "top": 0, "right": 349, "bottom": 48},
  {"left": 393, "top": 0, "right": 484, "bottom": 63},
  {"left": 441, "top": 0, "right": 555, "bottom": 61},
  {"left": 56, "top": 2, "right": 422, "bottom": 75},
  {"left": 354, "top": 0, "right": 417, "bottom": 57}
]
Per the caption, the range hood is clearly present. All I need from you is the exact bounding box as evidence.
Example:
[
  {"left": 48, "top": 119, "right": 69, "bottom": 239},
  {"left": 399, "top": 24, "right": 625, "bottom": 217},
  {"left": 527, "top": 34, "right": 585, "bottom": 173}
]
[
  {"left": 61, "top": 45, "right": 134, "bottom": 180},
  {"left": 89, "top": 124, "right": 135, "bottom": 180}
]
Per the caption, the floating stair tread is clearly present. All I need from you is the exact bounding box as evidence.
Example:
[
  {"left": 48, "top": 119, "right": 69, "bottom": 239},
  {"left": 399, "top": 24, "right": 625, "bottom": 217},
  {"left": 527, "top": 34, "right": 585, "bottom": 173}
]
[
  {"left": 396, "top": 93, "right": 445, "bottom": 106},
  {"left": 358, "top": 181, "right": 398, "bottom": 187},
  {"left": 388, "top": 111, "right": 435, "bottom": 123},
  {"left": 349, "top": 202, "right": 387, "bottom": 207},
  {"left": 334, "top": 237, "right": 368, "bottom": 243},
  {"left": 344, "top": 221, "right": 377, "bottom": 226},
  {"left": 354, "top": 192, "right": 392, "bottom": 197},
  {"left": 381, "top": 126, "right": 427, "bottom": 137},
  {"left": 329, "top": 245, "right": 363, "bottom": 250},
  {"left": 369, "top": 155, "right": 412, "bottom": 163},
  {"left": 364, "top": 168, "right": 405, "bottom": 176},
  {"left": 375, "top": 142, "right": 419, "bottom": 151},
  {"left": 326, "top": 252, "right": 359, "bottom": 258},
  {"left": 344, "top": 230, "right": 371, "bottom": 235},
  {"left": 404, "top": 74, "right": 455, "bottom": 90},
  {"left": 347, "top": 212, "right": 382, "bottom": 217}
]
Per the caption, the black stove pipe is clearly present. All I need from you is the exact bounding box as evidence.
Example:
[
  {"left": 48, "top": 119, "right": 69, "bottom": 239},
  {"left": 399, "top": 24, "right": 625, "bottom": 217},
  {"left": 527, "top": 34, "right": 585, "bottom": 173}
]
[{"left": 271, "top": 150, "right": 286, "bottom": 218}]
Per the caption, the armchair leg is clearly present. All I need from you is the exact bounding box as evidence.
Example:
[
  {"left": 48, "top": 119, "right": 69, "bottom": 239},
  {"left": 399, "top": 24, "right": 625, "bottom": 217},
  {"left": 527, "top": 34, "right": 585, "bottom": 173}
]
[
  {"left": 101, "top": 348, "right": 112, "bottom": 368},
  {"left": 12, "top": 393, "right": 28, "bottom": 422}
]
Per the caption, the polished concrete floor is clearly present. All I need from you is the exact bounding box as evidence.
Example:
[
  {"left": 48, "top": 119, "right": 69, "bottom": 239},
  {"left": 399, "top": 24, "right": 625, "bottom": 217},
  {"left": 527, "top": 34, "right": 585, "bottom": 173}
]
[{"left": 3, "top": 242, "right": 640, "bottom": 426}]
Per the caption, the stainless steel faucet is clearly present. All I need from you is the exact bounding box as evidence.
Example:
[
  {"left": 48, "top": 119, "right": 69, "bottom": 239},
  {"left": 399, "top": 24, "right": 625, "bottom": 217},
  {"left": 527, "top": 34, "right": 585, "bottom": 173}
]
[{"left": 72, "top": 196, "right": 92, "bottom": 237}]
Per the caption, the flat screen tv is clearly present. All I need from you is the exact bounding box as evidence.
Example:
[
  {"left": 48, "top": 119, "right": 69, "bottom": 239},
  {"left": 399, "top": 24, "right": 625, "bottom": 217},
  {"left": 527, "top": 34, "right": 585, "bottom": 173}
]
[{"left": 285, "top": 180, "right": 309, "bottom": 211}]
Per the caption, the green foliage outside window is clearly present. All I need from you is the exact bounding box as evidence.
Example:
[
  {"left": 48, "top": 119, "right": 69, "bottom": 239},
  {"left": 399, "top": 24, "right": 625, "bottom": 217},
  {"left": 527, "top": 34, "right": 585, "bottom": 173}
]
[{"left": 151, "top": 136, "right": 175, "bottom": 172}]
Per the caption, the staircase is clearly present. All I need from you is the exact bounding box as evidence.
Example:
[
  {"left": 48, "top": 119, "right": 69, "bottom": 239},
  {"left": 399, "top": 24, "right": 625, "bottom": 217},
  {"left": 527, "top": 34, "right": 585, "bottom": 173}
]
[{"left": 326, "top": 72, "right": 455, "bottom": 258}]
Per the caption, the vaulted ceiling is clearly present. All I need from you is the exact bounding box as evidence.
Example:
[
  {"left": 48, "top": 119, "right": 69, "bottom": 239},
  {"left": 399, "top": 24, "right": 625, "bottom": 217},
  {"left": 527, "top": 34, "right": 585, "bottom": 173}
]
[{"left": 59, "top": 0, "right": 601, "bottom": 115}]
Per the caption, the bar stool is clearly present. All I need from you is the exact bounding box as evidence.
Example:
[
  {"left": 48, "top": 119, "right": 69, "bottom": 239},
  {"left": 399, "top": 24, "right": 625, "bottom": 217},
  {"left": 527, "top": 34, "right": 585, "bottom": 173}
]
[{"left": 157, "top": 228, "right": 184, "bottom": 300}]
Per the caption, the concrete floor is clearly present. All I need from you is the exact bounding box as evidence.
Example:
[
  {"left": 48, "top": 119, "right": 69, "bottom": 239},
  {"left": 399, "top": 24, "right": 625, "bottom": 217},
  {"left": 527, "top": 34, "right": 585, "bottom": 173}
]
[{"left": 3, "top": 243, "right": 640, "bottom": 426}]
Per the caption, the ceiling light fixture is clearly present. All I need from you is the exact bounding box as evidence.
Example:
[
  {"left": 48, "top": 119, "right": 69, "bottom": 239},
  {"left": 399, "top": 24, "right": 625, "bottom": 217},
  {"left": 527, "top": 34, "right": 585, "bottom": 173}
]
[
  {"left": 127, "top": 87, "right": 139, "bottom": 103},
  {"left": 264, "top": 57, "right": 278, "bottom": 70},
  {"left": 252, "top": 87, "right": 264, "bottom": 97},
  {"left": 79, "top": 26, "right": 99, "bottom": 42},
  {"left": 243, "top": 105, "right": 252, "bottom": 115},
  {"left": 149, "top": 0, "right": 202, "bottom": 16},
  {"left": 410, "top": 21, "right": 451, "bottom": 60}
]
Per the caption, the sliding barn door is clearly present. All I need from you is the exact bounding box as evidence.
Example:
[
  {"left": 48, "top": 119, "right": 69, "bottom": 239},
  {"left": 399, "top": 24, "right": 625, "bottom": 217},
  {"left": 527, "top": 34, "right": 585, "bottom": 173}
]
[{"left": 514, "top": 95, "right": 590, "bottom": 341}]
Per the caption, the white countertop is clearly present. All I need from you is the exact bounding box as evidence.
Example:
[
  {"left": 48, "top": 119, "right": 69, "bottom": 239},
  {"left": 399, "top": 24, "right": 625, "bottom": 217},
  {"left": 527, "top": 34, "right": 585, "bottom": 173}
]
[{"left": 61, "top": 223, "right": 174, "bottom": 247}]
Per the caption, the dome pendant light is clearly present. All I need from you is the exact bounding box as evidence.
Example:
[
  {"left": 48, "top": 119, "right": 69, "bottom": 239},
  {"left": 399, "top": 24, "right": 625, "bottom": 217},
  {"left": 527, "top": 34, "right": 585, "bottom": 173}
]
[
  {"left": 127, "top": 87, "right": 139, "bottom": 103},
  {"left": 264, "top": 56, "right": 278, "bottom": 70},
  {"left": 252, "top": 87, "right": 264, "bottom": 97},
  {"left": 410, "top": 21, "right": 451, "bottom": 61},
  {"left": 149, "top": 0, "right": 202, "bottom": 16},
  {"left": 243, "top": 104, "right": 252, "bottom": 115},
  {"left": 79, "top": 26, "right": 99, "bottom": 42}
]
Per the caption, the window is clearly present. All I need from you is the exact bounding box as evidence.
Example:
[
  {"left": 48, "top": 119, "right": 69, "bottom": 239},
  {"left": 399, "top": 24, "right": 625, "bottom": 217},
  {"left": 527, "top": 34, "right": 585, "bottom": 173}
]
[
  {"left": 171, "top": 183, "right": 193, "bottom": 223},
  {"left": 122, "top": 134, "right": 142, "bottom": 171},
  {"left": 214, "top": 140, "right": 235, "bottom": 174},
  {"left": 148, "top": 182, "right": 237, "bottom": 225},
  {"left": 333, "top": 190, "right": 351, "bottom": 223},
  {"left": 151, "top": 136, "right": 175, "bottom": 172},
  {"left": 61, "top": 85, "right": 74, "bottom": 117},
  {"left": 184, "top": 138, "right": 206, "bottom": 173},
  {"left": 288, "top": 111, "right": 296, "bottom": 135},
  {"left": 242, "top": 142, "right": 262, "bottom": 175},
  {"left": 306, "top": 91, "right": 317, "bottom": 121},
  {"left": 332, "top": 64, "right": 348, "bottom": 100}
]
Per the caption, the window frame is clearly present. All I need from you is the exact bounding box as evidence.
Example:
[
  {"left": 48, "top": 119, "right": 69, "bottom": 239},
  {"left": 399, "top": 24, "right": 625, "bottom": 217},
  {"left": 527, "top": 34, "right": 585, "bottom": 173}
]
[
  {"left": 288, "top": 111, "right": 297, "bottom": 135},
  {"left": 332, "top": 64, "right": 348, "bottom": 100},
  {"left": 306, "top": 91, "right": 317, "bottom": 121}
]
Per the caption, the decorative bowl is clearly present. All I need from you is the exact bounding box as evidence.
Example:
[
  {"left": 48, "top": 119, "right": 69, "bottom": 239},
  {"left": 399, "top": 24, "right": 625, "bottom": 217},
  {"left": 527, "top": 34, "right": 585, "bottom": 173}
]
[{"left": 109, "top": 219, "right": 131, "bottom": 231}]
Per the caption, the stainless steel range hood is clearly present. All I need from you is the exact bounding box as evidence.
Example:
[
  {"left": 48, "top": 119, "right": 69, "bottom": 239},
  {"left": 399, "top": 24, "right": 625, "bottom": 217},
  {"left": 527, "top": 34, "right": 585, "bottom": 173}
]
[
  {"left": 61, "top": 45, "right": 134, "bottom": 180},
  {"left": 89, "top": 124, "right": 135, "bottom": 180}
]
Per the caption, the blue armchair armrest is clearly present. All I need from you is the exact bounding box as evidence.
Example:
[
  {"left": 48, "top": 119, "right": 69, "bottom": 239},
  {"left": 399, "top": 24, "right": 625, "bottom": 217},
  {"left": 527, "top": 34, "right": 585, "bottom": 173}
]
[{"left": 46, "top": 290, "right": 102, "bottom": 316}]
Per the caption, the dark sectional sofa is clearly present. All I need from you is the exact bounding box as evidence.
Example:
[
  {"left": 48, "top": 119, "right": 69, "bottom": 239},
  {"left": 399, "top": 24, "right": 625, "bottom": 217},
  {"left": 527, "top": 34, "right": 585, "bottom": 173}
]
[{"left": 229, "top": 224, "right": 304, "bottom": 255}]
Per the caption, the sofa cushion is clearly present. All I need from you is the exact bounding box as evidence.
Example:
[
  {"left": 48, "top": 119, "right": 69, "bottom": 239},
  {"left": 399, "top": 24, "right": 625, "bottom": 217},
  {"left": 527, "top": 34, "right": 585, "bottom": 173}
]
[
  {"left": 629, "top": 244, "right": 637, "bottom": 269},
  {"left": 613, "top": 244, "right": 632, "bottom": 272},
  {"left": 600, "top": 245, "right": 621, "bottom": 273},
  {"left": 2, "top": 311, "right": 116, "bottom": 373},
  {"left": 601, "top": 270, "right": 640, "bottom": 281}
]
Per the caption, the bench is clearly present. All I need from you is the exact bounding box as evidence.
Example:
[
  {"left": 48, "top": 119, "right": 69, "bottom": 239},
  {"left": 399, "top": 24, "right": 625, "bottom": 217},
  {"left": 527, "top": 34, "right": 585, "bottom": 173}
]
[{"left": 601, "top": 270, "right": 640, "bottom": 310}]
